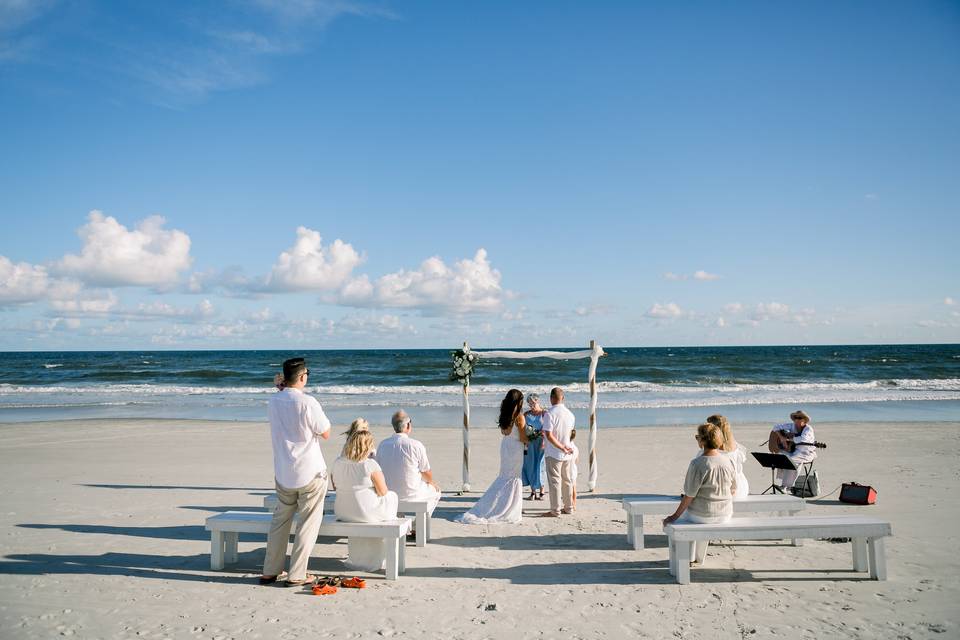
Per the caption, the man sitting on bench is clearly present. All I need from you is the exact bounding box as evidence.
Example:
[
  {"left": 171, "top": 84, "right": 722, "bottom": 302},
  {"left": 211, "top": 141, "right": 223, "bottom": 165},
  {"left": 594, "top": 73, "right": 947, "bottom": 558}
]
[{"left": 377, "top": 410, "right": 441, "bottom": 539}]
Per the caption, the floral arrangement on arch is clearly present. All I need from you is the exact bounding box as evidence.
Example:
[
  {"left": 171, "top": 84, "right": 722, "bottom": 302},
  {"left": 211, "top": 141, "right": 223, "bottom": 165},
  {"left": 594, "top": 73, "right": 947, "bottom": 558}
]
[{"left": 449, "top": 348, "right": 479, "bottom": 387}]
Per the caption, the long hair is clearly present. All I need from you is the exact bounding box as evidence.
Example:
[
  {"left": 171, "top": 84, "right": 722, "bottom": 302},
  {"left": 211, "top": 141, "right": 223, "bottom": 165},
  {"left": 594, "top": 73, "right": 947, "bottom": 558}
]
[
  {"left": 498, "top": 389, "right": 524, "bottom": 431},
  {"left": 343, "top": 431, "right": 375, "bottom": 462},
  {"left": 706, "top": 414, "right": 734, "bottom": 451}
]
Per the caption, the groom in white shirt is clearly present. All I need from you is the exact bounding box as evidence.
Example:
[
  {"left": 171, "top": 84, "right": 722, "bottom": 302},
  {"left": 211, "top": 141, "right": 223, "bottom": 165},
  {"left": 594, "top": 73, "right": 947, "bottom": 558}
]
[{"left": 540, "top": 387, "right": 575, "bottom": 517}]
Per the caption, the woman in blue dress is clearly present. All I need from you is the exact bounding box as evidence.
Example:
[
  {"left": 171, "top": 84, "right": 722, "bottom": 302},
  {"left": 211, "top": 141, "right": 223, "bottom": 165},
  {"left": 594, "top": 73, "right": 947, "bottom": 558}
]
[{"left": 521, "top": 393, "right": 547, "bottom": 500}]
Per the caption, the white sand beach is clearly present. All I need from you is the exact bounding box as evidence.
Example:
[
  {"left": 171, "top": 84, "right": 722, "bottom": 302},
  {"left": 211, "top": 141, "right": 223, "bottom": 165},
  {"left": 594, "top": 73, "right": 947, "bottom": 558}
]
[{"left": 1, "top": 418, "right": 958, "bottom": 639}]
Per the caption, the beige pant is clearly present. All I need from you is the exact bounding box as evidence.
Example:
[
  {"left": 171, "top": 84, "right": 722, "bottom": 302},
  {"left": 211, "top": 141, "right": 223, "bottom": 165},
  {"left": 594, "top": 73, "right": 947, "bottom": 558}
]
[
  {"left": 262, "top": 473, "right": 327, "bottom": 581},
  {"left": 545, "top": 456, "right": 574, "bottom": 514}
]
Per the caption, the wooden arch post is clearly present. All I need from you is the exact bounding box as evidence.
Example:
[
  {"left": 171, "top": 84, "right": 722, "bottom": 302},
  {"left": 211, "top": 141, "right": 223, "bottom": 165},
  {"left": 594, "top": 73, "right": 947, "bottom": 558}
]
[{"left": 461, "top": 341, "right": 471, "bottom": 493}]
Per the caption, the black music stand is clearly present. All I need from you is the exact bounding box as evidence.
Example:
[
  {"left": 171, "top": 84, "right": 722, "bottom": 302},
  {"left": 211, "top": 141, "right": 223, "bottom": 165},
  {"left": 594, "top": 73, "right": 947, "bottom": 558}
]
[{"left": 752, "top": 452, "right": 797, "bottom": 495}]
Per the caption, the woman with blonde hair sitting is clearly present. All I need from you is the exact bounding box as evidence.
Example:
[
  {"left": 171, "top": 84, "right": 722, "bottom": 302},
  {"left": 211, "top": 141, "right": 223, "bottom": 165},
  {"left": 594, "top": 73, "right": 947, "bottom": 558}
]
[
  {"left": 664, "top": 422, "right": 737, "bottom": 526},
  {"left": 341, "top": 417, "right": 372, "bottom": 456},
  {"left": 706, "top": 414, "right": 749, "bottom": 498},
  {"left": 331, "top": 430, "right": 399, "bottom": 572}
]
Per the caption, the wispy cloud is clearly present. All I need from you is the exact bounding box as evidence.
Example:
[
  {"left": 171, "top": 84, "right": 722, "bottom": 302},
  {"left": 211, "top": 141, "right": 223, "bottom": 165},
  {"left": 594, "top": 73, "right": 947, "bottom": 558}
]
[
  {"left": 645, "top": 302, "right": 684, "bottom": 319},
  {"left": 2, "top": 1, "right": 393, "bottom": 106},
  {"left": 664, "top": 270, "right": 721, "bottom": 282}
]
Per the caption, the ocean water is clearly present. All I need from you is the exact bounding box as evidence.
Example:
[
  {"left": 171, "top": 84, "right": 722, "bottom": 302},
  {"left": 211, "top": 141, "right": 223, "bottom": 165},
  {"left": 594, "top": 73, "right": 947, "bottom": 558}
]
[{"left": 0, "top": 345, "right": 958, "bottom": 427}]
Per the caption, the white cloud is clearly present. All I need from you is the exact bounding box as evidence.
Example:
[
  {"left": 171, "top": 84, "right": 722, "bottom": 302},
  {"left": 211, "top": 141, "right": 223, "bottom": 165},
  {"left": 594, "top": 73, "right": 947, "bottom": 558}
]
[
  {"left": 664, "top": 270, "right": 721, "bottom": 282},
  {"left": 338, "top": 313, "right": 416, "bottom": 335},
  {"left": 56, "top": 211, "right": 192, "bottom": 288},
  {"left": 946, "top": 297, "right": 955, "bottom": 306},
  {"left": 645, "top": 302, "right": 684, "bottom": 319},
  {"left": 48, "top": 289, "right": 119, "bottom": 315},
  {"left": 342, "top": 249, "right": 504, "bottom": 314},
  {"left": 0, "top": 256, "right": 49, "bottom": 305},
  {"left": 715, "top": 317, "right": 726, "bottom": 328},
  {"left": 724, "top": 302, "right": 743, "bottom": 314},
  {"left": 265, "top": 226, "right": 363, "bottom": 292},
  {"left": 752, "top": 302, "right": 790, "bottom": 320},
  {"left": 693, "top": 270, "right": 721, "bottom": 281}
]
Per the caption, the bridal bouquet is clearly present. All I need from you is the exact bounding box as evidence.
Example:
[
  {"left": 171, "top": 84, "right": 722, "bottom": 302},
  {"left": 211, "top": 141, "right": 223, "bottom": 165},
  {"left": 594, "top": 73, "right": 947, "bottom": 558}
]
[{"left": 524, "top": 424, "right": 543, "bottom": 441}]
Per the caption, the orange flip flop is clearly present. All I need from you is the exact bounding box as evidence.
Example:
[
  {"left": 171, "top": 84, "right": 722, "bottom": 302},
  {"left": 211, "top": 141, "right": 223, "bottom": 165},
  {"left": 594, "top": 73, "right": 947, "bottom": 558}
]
[
  {"left": 311, "top": 583, "right": 338, "bottom": 595},
  {"left": 341, "top": 577, "right": 366, "bottom": 589}
]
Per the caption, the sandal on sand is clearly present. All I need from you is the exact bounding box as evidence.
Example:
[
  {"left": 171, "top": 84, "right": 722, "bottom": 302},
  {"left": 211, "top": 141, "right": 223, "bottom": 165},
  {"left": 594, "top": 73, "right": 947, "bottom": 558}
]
[
  {"left": 318, "top": 576, "right": 342, "bottom": 587},
  {"left": 312, "top": 583, "right": 338, "bottom": 595},
  {"left": 284, "top": 574, "right": 317, "bottom": 587},
  {"left": 341, "top": 577, "right": 366, "bottom": 589}
]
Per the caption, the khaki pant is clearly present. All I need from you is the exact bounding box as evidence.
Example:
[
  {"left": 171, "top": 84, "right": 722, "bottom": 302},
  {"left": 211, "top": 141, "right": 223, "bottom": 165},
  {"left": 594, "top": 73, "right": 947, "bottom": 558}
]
[
  {"left": 262, "top": 473, "right": 327, "bottom": 581},
  {"left": 545, "top": 456, "right": 574, "bottom": 515}
]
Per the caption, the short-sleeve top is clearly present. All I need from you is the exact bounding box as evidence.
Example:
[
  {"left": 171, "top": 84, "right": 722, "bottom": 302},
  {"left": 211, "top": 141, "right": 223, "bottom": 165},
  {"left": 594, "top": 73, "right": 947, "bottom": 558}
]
[
  {"left": 268, "top": 388, "right": 331, "bottom": 489},
  {"left": 332, "top": 457, "right": 383, "bottom": 521},
  {"left": 376, "top": 433, "right": 431, "bottom": 500},
  {"left": 683, "top": 454, "right": 736, "bottom": 519}
]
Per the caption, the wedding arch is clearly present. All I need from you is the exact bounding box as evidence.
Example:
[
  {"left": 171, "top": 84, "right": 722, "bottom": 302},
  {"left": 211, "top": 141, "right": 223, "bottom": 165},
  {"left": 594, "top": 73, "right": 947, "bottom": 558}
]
[{"left": 451, "top": 340, "right": 607, "bottom": 493}]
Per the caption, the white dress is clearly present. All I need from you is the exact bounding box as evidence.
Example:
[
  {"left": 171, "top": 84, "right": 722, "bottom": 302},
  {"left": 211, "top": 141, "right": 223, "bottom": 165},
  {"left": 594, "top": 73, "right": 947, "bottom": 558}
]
[
  {"left": 723, "top": 445, "right": 749, "bottom": 498},
  {"left": 457, "top": 424, "right": 524, "bottom": 524},
  {"left": 332, "top": 456, "right": 399, "bottom": 572}
]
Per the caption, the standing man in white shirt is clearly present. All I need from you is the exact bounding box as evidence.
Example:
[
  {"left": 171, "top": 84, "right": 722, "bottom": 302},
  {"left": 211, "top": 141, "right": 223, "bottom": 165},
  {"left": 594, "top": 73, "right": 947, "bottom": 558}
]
[
  {"left": 259, "top": 357, "right": 331, "bottom": 587},
  {"left": 376, "top": 411, "right": 441, "bottom": 530},
  {"left": 540, "top": 387, "right": 575, "bottom": 517}
]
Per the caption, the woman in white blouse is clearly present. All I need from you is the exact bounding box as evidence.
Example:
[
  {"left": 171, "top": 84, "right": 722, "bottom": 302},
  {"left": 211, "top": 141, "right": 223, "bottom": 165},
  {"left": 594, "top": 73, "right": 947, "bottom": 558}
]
[
  {"left": 332, "top": 431, "right": 398, "bottom": 571},
  {"left": 707, "top": 414, "right": 749, "bottom": 498}
]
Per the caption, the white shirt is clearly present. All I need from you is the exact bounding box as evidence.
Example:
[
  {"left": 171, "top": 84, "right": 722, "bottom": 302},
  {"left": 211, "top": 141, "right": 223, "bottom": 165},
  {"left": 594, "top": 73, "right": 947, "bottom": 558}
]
[
  {"left": 542, "top": 403, "right": 575, "bottom": 461},
  {"left": 268, "top": 387, "right": 331, "bottom": 489},
  {"left": 776, "top": 422, "right": 818, "bottom": 463},
  {"left": 376, "top": 433, "right": 432, "bottom": 501}
]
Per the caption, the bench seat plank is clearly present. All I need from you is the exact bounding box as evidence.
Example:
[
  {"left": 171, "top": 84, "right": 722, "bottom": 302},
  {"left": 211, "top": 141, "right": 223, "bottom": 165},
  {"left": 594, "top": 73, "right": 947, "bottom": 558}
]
[
  {"left": 622, "top": 494, "right": 807, "bottom": 550},
  {"left": 664, "top": 515, "right": 892, "bottom": 584},
  {"left": 205, "top": 511, "right": 412, "bottom": 580},
  {"left": 263, "top": 493, "right": 432, "bottom": 547}
]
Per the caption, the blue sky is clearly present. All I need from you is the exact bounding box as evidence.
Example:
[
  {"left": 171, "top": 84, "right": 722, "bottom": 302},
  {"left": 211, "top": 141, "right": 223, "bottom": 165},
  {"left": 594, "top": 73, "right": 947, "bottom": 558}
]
[{"left": 1, "top": 0, "right": 958, "bottom": 350}]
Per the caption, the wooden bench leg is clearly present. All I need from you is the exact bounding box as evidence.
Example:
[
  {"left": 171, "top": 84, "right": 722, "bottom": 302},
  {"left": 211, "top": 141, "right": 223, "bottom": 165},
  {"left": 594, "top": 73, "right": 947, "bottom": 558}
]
[
  {"left": 224, "top": 532, "right": 239, "bottom": 565},
  {"left": 425, "top": 514, "right": 432, "bottom": 542},
  {"left": 852, "top": 538, "right": 868, "bottom": 572},
  {"left": 868, "top": 537, "right": 887, "bottom": 580},
  {"left": 676, "top": 541, "right": 692, "bottom": 584},
  {"left": 631, "top": 515, "right": 644, "bottom": 551},
  {"left": 385, "top": 537, "right": 399, "bottom": 581},
  {"left": 399, "top": 536, "right": 406, "bottom": 574},
  {"left": 415, "top": 511, "right": 427, "bottom": 548},
  {"left": 210, "top": 531, "right": 224, "bottom": 570}
]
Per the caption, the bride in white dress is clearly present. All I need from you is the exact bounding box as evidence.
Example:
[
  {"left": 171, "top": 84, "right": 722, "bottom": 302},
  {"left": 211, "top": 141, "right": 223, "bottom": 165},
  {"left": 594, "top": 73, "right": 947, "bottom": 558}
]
[
  {"left": 458, "top": 389, "right": 529, "bottom": 524},
  {"left": 708, "top": 414, "right": 749, "bottom": 498}
]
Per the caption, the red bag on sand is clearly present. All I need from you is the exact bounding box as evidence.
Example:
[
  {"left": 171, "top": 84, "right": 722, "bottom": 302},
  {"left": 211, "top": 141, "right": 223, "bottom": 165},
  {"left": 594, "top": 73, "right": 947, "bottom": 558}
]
[{"left": 839, "top": 482, "right": 877, "bottom": 505}]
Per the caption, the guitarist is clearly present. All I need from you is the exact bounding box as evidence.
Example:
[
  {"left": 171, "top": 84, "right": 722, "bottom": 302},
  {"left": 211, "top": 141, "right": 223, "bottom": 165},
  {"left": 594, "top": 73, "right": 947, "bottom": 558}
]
[{"left": 768, "top": 410, "right": 817, "bottom": 491}]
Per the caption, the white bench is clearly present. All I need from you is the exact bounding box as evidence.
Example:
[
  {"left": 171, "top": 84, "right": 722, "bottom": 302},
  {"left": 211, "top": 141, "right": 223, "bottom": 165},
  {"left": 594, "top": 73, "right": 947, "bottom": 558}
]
[
  {"left": 205, "top": 511, "right": 412, "bottom": 580},
  {"left": 622, "top": 494, "right": 807, "bottom": 550},
  {"left": 262, "top": 493, "right": 433, "bottom": 548},
  {"left": 664, "top": 515, "right": 892, "bottom": 584}
]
